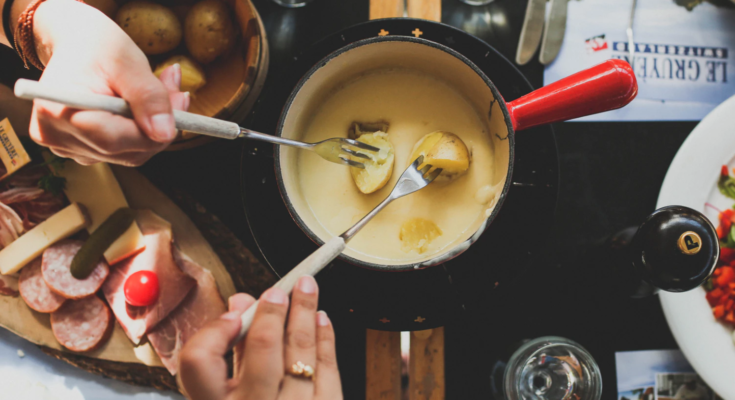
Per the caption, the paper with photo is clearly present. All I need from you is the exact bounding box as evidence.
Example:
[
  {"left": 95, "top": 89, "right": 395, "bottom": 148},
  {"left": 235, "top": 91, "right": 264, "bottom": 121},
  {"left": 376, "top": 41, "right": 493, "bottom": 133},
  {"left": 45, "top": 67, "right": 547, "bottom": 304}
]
[
  {"left": 615, "top": 349, "right": 717, "bottom": 400},
  {"left": 655, "top": 372, "right": 712, "bottom": 400},
  {"left": 543, "top": 0, "right": 735, "bottom": 121}
]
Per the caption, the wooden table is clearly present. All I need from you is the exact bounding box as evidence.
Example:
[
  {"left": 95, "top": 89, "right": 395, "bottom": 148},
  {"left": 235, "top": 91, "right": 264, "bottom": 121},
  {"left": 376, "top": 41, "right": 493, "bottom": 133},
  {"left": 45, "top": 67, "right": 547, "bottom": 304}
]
[{"left": 364, "top": 2, "right": 446, "bottom": 399}]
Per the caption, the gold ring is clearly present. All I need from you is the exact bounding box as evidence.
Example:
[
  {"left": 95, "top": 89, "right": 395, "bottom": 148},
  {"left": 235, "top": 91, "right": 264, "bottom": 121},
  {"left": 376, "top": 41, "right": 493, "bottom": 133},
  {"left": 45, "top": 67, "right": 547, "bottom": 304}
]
[{"left": 287, "top": 361, "right": 315, "bottom": 381}]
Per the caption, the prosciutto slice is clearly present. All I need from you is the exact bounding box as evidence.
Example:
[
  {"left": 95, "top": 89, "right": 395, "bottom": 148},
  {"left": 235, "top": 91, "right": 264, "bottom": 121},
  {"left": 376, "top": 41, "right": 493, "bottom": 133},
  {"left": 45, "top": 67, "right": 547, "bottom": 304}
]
[
  {"left": 0, "top": 201, "right": 24, "bottom": 249},
  {"left": 102, "top": 210, "right": 196, "bottom": 344},
  {"left": 147, "top": 249, "right": 226, "bottom": 375},
  {"left": 4, "top": 166, "right": 45, "bottom": 188},
  {"left": 21, "top": 191, "right": 65, "bottom": 225},
  {"left": 0, "top": 187, "right": 44, "bottom": 205},
  {"left": 0, "top": 275, "right": 19, "bottom": 297},
  {"left": 0, "top": 166, "right": 65, "bottom": 231}
]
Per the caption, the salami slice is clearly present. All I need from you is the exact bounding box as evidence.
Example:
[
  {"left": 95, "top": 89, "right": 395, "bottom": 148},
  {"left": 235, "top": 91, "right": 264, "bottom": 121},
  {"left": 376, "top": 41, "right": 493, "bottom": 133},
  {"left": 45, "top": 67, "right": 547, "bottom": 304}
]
[
  {"left": 42, "top": 240, "right": 109, "bottom": 299},
  {"left": 50, "top": 296, "right": 112, "bottom": 352},
  {"left": 19, "top": 257, "right": 66, "bottom": 313}
]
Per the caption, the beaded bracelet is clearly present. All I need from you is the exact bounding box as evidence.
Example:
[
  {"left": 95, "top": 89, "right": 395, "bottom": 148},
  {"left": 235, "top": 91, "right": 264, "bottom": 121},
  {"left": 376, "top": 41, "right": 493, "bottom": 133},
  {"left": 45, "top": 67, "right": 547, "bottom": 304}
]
[{"left": 14, "top": 0, "right": 84, "bottom": 70}]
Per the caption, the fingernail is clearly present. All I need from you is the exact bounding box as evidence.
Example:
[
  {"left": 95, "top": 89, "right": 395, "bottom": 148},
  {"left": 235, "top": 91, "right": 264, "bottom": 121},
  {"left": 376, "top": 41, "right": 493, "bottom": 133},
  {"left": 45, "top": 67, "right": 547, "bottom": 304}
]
[
  {"left": 173, "top": 63, "right": 182, "bottom": 89},
  {"left": 297, "top": 276, "right": 317, "bottom": 294},
  {"left": 182, "top": 92, "right": 191, "bottom": 111},
  {"left": 263, "top": 287, "right": 287, "bottom": 305},
  {"left": 317, "top": 311, "right": 330, "bottom": 327},
  {"left": 220, "top": 311, "right": 240, "bottom": 321},
  {"left": 150, "top": 113, "right": 176, "bottom": 141}
]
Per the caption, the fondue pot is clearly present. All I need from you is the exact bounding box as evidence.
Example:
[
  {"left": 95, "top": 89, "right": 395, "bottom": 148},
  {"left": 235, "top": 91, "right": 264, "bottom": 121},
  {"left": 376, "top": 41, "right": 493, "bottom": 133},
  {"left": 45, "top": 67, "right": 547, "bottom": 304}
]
[
  {"left": 274, "top": 35, "right": 637, "bottom": 271},
  {"left": 244, "top": 18, "right": 563, "bottom": 329}
]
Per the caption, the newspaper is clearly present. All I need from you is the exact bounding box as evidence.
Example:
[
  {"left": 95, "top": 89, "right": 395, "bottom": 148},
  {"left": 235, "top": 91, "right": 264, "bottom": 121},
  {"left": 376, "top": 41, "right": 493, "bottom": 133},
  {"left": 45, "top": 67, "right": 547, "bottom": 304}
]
[{"left": 543, "top": 0, "right": 735, "bottom": 121}]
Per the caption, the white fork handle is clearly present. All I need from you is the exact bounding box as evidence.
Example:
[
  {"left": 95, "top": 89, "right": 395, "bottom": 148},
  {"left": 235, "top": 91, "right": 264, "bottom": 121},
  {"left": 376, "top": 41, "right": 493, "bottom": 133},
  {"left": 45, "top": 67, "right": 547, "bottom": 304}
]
[
  {"left": 234, "top": 236, "right": 347, "bottom": 344},
  {"left": 13, "top": 79, "right": 241, "bottom": 140}
]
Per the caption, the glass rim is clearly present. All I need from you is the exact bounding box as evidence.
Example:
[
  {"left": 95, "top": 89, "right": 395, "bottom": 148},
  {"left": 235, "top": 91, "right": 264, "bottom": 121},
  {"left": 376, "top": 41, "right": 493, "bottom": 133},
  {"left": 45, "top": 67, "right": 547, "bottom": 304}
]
[{"left": 503, "top": 336, "right": 603, "bottom": 400}]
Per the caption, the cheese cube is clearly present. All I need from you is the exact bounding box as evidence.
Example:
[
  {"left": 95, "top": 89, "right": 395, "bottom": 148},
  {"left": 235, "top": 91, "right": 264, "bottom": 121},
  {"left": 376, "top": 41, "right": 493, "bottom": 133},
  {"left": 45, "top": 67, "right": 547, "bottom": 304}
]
[
  {"left": 0, "top": 203, "right": 89, "bottom": 275},
  {"left": 51, "top": 160, "right": 145, "bottom": 264}
]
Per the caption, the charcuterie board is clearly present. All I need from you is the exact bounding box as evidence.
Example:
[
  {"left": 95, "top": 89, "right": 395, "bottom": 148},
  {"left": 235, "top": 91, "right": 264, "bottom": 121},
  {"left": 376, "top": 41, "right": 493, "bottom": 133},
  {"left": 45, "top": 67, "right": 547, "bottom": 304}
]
[{"left": 0, "top": 166, "right": 274, "bottom": 391}]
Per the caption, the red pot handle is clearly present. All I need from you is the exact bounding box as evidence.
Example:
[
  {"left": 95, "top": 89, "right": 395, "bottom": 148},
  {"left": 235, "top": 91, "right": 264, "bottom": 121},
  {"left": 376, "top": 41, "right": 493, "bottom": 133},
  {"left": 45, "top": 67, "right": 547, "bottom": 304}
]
[{"left": 507, "top": 59, "right": 638, "bottom": 132}]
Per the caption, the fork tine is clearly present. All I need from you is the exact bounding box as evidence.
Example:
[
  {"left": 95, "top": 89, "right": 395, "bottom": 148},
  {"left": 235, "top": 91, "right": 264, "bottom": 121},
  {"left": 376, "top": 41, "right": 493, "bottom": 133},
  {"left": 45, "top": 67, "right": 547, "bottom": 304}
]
[
  {"left": 342, "top": 138, "right": 380, "bottom": 152},
  {"left": 411, "top": 155, "right": 425, "bottom": 168},
  {"left": 419, "top": 164, "right": 432, "bottom": 175},
  {"left": 425, "top": 168, "right": 442, "bottom": 183},
  {"left": 338, "top": 156, "right": 366, "bottom": 169},
  {"left": 341, "top": 147, "right": 371, "bottom": 159}
]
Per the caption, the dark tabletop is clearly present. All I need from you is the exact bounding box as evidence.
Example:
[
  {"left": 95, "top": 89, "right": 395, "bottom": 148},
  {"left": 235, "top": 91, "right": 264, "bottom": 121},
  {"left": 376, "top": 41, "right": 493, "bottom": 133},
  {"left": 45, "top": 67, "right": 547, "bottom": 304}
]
[
  {"left": 234, "top": 1, "right": 687, "bottom": 399},
  {"left": 0, "top": 0, "right": 695, "bottom": 399}
]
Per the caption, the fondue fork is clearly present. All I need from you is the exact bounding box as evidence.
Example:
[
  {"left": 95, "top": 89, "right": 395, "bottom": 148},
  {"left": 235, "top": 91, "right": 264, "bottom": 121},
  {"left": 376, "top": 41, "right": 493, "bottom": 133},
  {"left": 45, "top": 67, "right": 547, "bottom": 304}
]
[
  {"left": 233, "top": 156, "right": 442, "bottom": 343},
  {"left": 13, "top": 79, "right": 379, "bottom": 169}
]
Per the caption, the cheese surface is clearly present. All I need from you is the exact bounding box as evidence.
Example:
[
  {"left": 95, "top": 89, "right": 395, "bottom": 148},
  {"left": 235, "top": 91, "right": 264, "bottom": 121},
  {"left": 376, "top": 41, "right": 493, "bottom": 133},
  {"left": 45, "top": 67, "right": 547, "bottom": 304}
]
[
  {"left": 295, "top": 70, "right": 498, "bottom": 264},
  {"left": 53, "top": 161, "right": 145, "bottom": 264},
  {"left": 0, "top": 203, "right": 89, "bottom": 275}
]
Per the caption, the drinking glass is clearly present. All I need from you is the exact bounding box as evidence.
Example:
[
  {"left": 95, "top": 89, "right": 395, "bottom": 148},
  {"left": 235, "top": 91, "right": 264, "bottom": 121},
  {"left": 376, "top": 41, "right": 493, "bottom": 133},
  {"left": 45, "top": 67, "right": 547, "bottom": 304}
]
[
  {"left": 271, "top": 0, "right": 313, "bottom": 8},
  {"left": 504, "top": 337, "right": 602, "bottom": 400},
  {"left": 459, "top": 0, "right": 496, "bottom": 5}
]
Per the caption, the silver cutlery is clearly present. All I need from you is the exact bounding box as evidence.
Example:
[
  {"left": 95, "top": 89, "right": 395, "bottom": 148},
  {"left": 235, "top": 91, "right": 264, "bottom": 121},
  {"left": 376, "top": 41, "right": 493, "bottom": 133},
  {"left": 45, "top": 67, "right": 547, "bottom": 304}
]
[
  {"left": 234, "top": 155, "right": 442, "bottom": 341},
  {"left": 13, "top": 79, "right": 379, "bottom": 169},
  {"left": 539, "top": 0, "right": 568, "bottom": 65},
  {"left": 627, "top": 0, "right": 638, "bottom": 68},
  {"left": 516, "top": 0, "right": 546, "bottom": 65}
]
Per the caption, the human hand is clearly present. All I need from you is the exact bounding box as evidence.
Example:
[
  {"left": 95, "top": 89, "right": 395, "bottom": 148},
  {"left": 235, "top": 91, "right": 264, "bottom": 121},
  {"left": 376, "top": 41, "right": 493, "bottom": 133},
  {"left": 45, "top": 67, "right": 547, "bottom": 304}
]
[
  {"left": 179, "top": 276, "right": 343, "bottom": 400},
  {"left": 27, "top": 0, "right": 188, "bottom": 166}
]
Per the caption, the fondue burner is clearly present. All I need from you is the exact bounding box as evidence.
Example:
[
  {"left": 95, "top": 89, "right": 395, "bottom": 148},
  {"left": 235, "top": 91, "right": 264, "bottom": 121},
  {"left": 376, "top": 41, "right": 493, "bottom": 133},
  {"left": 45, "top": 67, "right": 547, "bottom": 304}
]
[{"left": 241, "top": 19, "right": 558, "bottom": 330}]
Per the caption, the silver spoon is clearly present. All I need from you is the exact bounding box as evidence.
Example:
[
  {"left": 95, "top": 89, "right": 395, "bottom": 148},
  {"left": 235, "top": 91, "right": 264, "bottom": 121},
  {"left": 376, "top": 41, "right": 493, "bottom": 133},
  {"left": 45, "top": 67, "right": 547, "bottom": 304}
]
[
  {"left": 234, "top": 156, "right": 442, "bottom": 343},
  {"left": 13, "top": 79, "right": 379, "bottom": 169}
]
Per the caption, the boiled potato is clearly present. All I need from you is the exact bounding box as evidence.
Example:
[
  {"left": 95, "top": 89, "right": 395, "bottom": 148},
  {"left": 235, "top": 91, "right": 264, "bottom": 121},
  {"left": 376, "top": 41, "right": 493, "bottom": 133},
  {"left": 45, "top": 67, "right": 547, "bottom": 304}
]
[
  {"left": 408, "top": 131, "right": 470, "bottom": 181},
  {"left": 348, "top": 120, "right": 390, "bottom": 139},
  {"left": 154, "top": 55, "right": 207, "bottom": 94},
  {"left": 116, "top": 1, "right": 182, "bottom": 55},
  {"left": 184, "top": 0, "right": 236, "bottom": 64},
  {"left": 350, "top": 132, "right": 395, "bottom": 194},
  {"left": 399, "top": 218, "right": 442, "bottom": 254}
]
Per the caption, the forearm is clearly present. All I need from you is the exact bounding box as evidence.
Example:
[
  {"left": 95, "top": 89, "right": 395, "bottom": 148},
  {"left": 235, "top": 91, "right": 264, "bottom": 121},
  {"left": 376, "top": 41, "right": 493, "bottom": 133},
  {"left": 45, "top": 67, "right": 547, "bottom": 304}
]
[
  {"left": 2, "top": 0, "right": 101, "bottom": 67},
  {"left": 0, "top": 0, "right": 33, "bottom": 47}
]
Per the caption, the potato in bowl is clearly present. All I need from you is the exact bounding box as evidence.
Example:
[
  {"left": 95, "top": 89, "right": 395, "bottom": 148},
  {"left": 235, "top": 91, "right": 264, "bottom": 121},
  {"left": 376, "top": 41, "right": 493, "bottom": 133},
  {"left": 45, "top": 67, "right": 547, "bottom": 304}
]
[
  {"left": 116, "top": 1, "right": 183, "bottom": 55},
  {"left": 110, "top": 0, "right": 267, "bottom": 150}
]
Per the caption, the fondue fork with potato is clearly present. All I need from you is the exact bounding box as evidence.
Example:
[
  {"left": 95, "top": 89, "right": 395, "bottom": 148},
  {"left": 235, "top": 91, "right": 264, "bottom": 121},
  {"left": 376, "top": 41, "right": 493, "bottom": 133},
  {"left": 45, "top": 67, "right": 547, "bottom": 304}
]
[
  {"left": 232, "top": 155, "right": 441, "bottom": 342},
  {"left": 15, "top": 79, "right": 441, "bottom": 341},
  {"left": 13, "top": 79, "right": 380, "bottom": 169}
]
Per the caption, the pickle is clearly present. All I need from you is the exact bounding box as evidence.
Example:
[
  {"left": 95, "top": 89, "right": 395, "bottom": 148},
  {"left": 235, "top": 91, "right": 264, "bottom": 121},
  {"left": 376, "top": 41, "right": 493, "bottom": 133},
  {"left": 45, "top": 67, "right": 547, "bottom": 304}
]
[{"left": 71, "top": 208, "right": 136, "bottom": 279}]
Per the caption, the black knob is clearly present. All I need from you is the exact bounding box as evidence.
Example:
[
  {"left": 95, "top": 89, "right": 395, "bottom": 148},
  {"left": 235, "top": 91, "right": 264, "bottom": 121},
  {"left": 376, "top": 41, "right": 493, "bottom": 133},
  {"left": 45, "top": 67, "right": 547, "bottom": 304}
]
[{"left": 630, "top": 206, "right": 719, "bottom": 292}]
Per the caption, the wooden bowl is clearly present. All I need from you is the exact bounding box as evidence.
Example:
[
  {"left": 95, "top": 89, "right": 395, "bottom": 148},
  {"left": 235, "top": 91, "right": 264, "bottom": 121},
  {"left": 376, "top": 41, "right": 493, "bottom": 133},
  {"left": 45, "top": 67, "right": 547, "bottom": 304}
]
[
  {"left": 104, "top": 0, "right": 268, "bottom": 151},
  {"left": 169, "top": 0, "right": 269, "bottom": 150}
]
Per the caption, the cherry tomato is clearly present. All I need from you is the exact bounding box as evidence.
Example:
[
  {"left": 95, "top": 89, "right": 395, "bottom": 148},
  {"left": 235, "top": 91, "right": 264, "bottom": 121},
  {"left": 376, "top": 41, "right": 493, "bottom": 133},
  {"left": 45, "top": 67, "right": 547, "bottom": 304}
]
[{"left": 124, "top": 271, "right": 160, "bottom": 307}]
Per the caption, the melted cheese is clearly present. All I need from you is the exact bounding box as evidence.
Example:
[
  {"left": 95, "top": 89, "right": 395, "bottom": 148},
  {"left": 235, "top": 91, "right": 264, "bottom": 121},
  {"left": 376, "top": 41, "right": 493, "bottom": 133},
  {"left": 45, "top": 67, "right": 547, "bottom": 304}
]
[{"left": 296, "top": 70, "right": 498, "bottom": 263}]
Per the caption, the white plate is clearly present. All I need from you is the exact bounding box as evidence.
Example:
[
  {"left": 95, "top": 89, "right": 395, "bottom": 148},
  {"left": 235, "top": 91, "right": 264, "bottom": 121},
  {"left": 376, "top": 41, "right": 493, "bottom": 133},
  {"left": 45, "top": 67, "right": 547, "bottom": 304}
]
[{"left": 657, "top": 94, "right": 735, "bottom": 400}]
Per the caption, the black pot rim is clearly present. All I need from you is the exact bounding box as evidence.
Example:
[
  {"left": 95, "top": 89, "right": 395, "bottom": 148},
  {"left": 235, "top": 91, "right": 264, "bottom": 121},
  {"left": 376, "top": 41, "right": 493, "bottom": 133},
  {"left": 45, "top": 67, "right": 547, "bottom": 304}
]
[{"left": 273, "top": 34, "right": 516, "bottom": 272}]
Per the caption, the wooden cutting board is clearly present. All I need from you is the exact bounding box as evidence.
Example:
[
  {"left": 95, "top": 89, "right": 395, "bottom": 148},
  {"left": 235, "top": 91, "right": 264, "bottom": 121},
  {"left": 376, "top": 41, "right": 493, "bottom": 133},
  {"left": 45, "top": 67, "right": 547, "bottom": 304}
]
[{"left": 0, "top": 166, "right": 258, "bottom": 389}]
